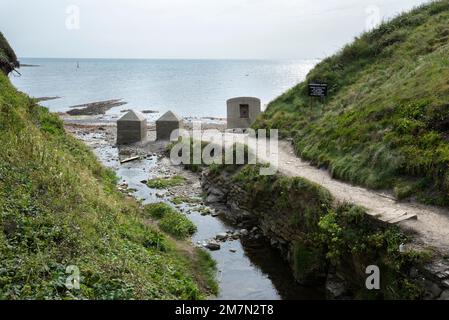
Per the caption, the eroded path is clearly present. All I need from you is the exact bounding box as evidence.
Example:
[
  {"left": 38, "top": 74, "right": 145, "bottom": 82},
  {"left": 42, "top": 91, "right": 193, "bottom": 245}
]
[{"left": 219, "top": 135, "right": 449, "bottom": 252}]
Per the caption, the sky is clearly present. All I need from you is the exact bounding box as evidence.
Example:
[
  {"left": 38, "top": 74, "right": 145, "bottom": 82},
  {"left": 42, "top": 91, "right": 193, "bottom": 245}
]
[{"left": 0, "top": 0, "right": 430, "bottom": 60}]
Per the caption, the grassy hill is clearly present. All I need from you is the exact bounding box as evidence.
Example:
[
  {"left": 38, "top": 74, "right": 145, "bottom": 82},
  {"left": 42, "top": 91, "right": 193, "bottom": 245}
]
[
  {"left": 0, "top": 37, "right": 216, "bottom": 299},
  {"left": 254, "top": 0, "right": 449, "bottom": 206}
]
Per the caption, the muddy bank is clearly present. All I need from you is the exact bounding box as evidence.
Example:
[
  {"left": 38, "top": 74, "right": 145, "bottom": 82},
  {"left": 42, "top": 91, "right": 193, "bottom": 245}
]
[{"left": 67, "top": 99, "right": 127, "bottom": 116}]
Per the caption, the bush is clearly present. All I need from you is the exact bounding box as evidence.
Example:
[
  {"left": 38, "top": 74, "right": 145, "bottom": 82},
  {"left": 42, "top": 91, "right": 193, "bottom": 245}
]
[
  {"left": 145, "top": 202, "right": 197, "bottom": 239},
  {"left": 144, "top": 202, "right": 175, "bottom": 219},
  {"left": 159, "top": 211, "right": 197, "bottom": 240}
]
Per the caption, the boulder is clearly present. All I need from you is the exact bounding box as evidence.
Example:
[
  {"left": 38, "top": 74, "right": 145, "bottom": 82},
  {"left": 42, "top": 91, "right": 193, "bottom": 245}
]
[{"left": 205, "top": 241, "right": 221, "bottom": 251}]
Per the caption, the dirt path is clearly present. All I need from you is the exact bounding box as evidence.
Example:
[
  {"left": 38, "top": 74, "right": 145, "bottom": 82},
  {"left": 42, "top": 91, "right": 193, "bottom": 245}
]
[
  {"left": 63, "top": 117, "right": 449, "bottom": 252},
  {"left": 217, "top": 135, "right": 449, "bottom": 252}
]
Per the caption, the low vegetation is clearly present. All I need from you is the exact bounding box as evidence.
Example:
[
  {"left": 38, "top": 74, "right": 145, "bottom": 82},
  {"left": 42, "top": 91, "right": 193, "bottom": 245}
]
[
  {"left": 170, "top": 196, "right": 202, "bottom": 205},
  {"left": 0, "top": 54, "right": 215, "bottom": 298},
  {"left": 147, "top": 175, "right": 186, "bottom": 189},
  {"left": 144, "top": 203, "right": 197, "bottom": 239},
  {"left": 253, "top": 1, "right": 449, "bottom": 206}
]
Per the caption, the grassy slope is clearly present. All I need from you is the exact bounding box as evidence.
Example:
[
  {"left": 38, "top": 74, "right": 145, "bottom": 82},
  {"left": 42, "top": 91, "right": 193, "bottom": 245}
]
[
  {"left": 0, "top": 72, "right": 216, "bottom": 299},
  {"left": 254, "top": 1, "right": 449, "bottom": 206}
]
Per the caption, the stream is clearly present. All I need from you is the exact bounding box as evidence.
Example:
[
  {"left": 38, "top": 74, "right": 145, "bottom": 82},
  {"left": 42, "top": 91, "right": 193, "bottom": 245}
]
[{"left": 83, "top": 131, "right": 325, "bottom": 300}]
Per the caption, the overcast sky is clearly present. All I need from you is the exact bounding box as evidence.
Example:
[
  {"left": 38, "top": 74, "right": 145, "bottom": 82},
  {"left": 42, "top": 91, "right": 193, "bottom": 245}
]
[{"left": 0, "top": 0, "right": 430, "bottom": 59}]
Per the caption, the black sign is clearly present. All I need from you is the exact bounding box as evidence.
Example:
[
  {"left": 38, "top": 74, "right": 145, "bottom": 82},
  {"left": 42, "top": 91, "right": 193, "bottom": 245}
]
[{"left": 308, "top": 83, "right": 328, "bottom": 97}]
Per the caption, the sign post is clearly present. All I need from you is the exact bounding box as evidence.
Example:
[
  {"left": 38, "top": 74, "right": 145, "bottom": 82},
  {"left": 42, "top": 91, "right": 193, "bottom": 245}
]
[
  {"left": 308, "top": 83, "right": 328, "bottom": 97},
  {"left": 308, "top": 83, "right": 328, "bottom": 105}
]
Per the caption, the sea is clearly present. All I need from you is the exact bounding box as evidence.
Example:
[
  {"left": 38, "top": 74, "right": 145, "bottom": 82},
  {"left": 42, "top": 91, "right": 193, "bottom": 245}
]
[{"left": 11, "top": 58, "right": 317, "bottom": 121}]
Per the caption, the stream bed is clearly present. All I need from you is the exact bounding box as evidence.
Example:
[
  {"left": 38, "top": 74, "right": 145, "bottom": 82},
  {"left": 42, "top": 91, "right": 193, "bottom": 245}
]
[{"left": 79, "top": 130, "right": 325, "bottom": 300}]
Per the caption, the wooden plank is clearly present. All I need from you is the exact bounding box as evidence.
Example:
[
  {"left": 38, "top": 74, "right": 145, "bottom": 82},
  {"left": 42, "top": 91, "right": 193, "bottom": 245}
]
[{"left": 120, "top": 156, "right": 140, "bottom": 164}]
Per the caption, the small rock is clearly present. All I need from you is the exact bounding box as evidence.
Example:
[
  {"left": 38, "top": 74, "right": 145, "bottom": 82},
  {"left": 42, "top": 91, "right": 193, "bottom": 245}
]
[
  {"left": 216, "top": 233, "right": 228, "bottom": 241},
  {"left": 229, "top": 249, "right": 237, "bottom": 253},
  {"left": 439, "top": 290, "right": 449, "bottom": 300},
  {"left": 206, "top": 194, "right": 221, "bottom": 203},
  {"left": 326, "top": 275, "right": 347, "bottom": 299},
  {"left": 240, "top": 229, "right": 249, "bottom": 236},
  {"left": 424, "top": 280, "right": 442, "bottom": 299},
  {"left": 205, "top": 241, "right": 221, "bottom": 251}
]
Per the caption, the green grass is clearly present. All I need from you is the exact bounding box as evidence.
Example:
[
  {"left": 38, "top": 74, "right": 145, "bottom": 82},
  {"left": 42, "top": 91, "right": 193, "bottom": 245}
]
[
  {"left": 171, "top": 196, "right": 202, "bottom": 205},
  {"left": 144, "top": 203, "right": 197, "bottom": 239},
  {"left": 253, "top": 0, "right": 449, "bottom": 206},
  {"left": 144, "top": 202, "right": 175, "bottom": 219},
  {"left": 147, "top": 175, "right": 186, "bottom": 189},
  {"left": 0, "top": 70, "right": 215, "bottom": 299}
]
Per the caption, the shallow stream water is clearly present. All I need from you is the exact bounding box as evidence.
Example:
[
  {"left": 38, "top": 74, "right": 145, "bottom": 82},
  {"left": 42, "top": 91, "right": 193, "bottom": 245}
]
[{"left": 88, "top": 134, "right": 324, "bottom": 300}]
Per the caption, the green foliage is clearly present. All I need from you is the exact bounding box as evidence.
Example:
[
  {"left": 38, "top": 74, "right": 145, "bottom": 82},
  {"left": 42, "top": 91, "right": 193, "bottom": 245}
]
[
  {"left": 144, "top": 202, "right": 175, "bottom": 219},
  {"left": 254, "top": 1, "right": 449, "bottom": 206},
  {"left": 222, "top": 163, "right": 430, "bottom": 298},
  {"left": 0, "top": 72, "right": 214, "bottom": 299},
  {"left": 315, "top": 203, "right": 431, "bottom": 299},
  {"left": 292, "top": 241, "right": 326, "bottom": 283},
  {"left": 167, "top": 138, "right": 259, "bottom": 173},
  {"left": 145, "top": 202, "right": 197, "bottom": 240},
  {"left": 170, "top": 196, "right": 202, "bottom": 205},
  {"left": 147, "top": 175, "right": 186, "bottom": 189},
  {"left": 194, "top": 248, "right": 219, "bottom": 295},
  {"left": 159, "top": 211, "right": 197, "bottom": 240}
]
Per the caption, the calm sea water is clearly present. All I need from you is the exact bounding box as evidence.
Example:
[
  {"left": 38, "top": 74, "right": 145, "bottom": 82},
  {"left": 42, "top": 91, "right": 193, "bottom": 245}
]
[{"left": 12, "top": 58, "right": 316, "bottom": 119}]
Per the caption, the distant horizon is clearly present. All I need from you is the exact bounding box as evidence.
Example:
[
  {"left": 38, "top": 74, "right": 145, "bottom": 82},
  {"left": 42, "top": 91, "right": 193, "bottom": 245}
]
[
  {"left": 19, "top": 57, "right": 320, "bottom": 61},
  {"left": 1, "top": 0, "right": 429, "bottom": 60}
]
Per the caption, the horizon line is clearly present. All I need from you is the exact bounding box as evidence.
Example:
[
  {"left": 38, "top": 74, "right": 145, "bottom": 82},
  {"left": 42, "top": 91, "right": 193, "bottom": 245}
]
[{"left": 18, "top": 56, "right": 322, "bottom": 62}]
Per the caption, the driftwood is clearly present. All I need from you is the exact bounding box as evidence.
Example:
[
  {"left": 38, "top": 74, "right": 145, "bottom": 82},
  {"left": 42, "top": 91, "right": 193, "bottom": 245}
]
[{"left": 120, "top": 156, "right": 140, "bottom": 164}]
